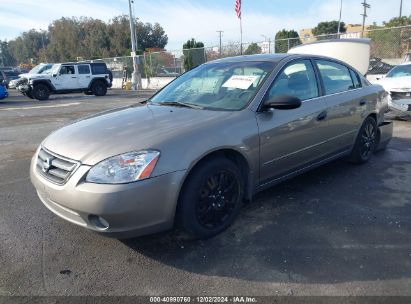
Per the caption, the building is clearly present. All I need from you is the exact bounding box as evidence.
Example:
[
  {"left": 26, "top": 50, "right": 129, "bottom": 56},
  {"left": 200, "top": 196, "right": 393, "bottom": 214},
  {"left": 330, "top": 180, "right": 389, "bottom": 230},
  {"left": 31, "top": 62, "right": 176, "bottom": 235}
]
[{"left": 299, "top": 24, "right": 371, "bottom": 43}]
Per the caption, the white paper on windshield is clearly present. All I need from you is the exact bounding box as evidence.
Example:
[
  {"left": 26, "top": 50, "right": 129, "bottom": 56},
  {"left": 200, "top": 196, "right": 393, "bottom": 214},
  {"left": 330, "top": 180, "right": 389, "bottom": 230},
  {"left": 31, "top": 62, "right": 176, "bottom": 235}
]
[{"left": 222, "top": 75, "right": 259, "bottom": 90}]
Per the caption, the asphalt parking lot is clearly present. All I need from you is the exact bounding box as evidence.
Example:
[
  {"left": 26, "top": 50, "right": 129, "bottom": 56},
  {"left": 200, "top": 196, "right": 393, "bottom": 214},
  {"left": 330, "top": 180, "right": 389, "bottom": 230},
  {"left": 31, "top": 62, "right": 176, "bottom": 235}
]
[{"left": 1, "top": 89, "right": 411, "bottom": 296}]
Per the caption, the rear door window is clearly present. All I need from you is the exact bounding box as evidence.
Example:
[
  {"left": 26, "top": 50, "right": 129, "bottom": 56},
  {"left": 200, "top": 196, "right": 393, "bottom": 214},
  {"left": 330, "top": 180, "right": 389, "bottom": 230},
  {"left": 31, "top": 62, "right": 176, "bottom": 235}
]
[
  {"left": 78, "top": 65, "right": 91, "bottom": 74},
  {"left": 315, "top": 60, "right": 354, "bottom": 95}
]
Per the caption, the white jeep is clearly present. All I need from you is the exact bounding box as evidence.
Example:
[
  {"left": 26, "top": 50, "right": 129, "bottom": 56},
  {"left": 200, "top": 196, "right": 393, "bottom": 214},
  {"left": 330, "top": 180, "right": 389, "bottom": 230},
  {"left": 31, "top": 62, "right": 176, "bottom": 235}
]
[{"left": 18, "top": 62, "right": 112, "bottom": 100}]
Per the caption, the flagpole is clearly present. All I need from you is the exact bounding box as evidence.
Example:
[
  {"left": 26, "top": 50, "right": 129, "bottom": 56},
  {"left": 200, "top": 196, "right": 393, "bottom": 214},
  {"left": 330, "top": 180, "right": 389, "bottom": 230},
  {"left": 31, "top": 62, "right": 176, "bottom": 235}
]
[{"left": 240, "top": 17, "right": 243, "bottom": 55}]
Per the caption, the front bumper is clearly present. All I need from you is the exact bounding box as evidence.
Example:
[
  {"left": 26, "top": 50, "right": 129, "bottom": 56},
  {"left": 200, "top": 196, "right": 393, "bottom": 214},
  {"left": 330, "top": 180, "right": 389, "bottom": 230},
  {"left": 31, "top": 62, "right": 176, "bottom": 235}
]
[{"left": 30, "top": 150, "right": 186, "bottom": 238}]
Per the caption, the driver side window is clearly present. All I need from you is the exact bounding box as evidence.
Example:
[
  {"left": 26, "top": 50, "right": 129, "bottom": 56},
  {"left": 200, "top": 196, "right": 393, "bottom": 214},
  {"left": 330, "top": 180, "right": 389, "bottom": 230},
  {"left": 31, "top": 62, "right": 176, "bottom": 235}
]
[
  {"left": 60, "top": 66, "right": 75, "bottom": 75},
  {"left": 267, "top": 60, "right": 319, "bottom": 102}
]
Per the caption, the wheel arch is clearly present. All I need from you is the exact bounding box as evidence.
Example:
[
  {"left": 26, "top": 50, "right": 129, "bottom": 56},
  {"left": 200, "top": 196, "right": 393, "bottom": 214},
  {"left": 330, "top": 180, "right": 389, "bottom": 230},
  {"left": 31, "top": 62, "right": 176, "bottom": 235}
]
[
  {"left": 32, "top": 79, "right": 54, "bottom": 91},
  {"left": 173, "top": 147, "right": 253, "bottom": 227},
  {"left": 88, "top": 77, "right": 108, "bottom": 90}
]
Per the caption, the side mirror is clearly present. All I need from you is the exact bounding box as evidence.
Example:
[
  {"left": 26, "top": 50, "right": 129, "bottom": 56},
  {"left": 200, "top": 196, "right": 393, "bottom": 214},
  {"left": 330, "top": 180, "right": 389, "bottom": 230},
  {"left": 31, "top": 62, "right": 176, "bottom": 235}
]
[{"left": 264, "top": 95, "right": 302, "bottom": 110}]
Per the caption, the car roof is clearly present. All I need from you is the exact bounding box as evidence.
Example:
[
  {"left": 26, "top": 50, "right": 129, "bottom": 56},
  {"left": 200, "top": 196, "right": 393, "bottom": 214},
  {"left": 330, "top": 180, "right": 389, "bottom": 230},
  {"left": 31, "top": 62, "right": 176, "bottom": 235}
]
[
  {"left": 208, "top": 53, "right": 292, "bottom": 64},
  {"left": 59, "top": 62, "right": 106, "bottom": 66}
]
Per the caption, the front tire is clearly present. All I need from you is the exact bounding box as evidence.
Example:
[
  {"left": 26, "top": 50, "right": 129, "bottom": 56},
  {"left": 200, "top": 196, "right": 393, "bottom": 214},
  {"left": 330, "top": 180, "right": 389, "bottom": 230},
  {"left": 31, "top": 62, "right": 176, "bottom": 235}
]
[
  {"left": 92, "top": 81, "right": 107, "bottom": 96},
  {"left": 32, "top": 84, "right": 50, "bottom": 100},
  {"left": 348, "top": 116, "right": 378, "bottom": 164},
  {"left": 177, "top": 157, "right": 244, "bottom": 239}
]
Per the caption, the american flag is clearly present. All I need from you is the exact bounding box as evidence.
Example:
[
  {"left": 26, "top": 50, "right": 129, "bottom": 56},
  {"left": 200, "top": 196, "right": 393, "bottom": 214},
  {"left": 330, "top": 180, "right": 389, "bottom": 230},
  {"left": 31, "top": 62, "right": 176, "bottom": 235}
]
[{"left": 235, "top": 0, "right": 241, "bottom": 19}]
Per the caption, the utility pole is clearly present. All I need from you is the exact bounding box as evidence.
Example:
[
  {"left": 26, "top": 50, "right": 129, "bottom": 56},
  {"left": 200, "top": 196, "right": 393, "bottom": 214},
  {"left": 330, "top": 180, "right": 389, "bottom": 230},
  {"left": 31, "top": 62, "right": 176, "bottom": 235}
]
[
  {"left": 217, "top": 30, "right": 223, "bottom": 57},
  {"left": 400, "top": 0, "right": 403, "bottom": 17},
  {"left": 128, "top": 0, "right": 141, "bottom": 90},
  {"left": 337, "top": 0, "right": 343, "bottom": 37},
  {"left": 261, "top": 34, "right": 271, "bottom": 53},
  {"left": 361, "top": 0, "right": 371, "bottom": 38}
]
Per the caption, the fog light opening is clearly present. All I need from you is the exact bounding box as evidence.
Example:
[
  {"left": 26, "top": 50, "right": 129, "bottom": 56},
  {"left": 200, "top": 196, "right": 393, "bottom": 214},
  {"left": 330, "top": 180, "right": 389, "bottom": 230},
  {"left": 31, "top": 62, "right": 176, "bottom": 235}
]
[{"left": 88, "top": 215, "right": 109, "bottom": 230}]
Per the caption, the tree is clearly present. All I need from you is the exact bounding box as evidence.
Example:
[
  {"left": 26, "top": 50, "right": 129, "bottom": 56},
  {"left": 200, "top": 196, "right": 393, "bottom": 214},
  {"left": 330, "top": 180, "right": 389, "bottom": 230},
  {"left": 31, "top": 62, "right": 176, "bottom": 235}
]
[
  {"left": 368, "top": 16, "right": 411, "bottom": 59},
  {"left": 383, "top": 16, "right": 411, "bottom": 27},
  {"left": 107, "top": 15, "right": 132, "bottom": 56},
  {"left": 3, "top": 15, "right": 169, "bottom": 64},
  {"left": 275, "top": 29, "right": 301, "bottom": 53},
  {"left": 244, "top": 43, "right": 262, "bottom": 55},
  {"left": 312, "top": 21, "right": 346, "bottom": 39},
  {"left": 136, "top": 22, "right": 168, "bottom": 51},
  {"left": 183, "top": 38, "right": 205, "bottom": 71},
  {"left": 0, "top": 40, "right": 17, "bottom": 66}
]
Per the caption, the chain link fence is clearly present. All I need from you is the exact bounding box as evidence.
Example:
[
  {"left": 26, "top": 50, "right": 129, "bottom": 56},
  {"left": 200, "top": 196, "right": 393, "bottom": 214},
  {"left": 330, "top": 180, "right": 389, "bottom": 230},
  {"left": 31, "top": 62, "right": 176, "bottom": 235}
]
[{"left": 94, "top": 26, "right": 411, "bottom": 89}]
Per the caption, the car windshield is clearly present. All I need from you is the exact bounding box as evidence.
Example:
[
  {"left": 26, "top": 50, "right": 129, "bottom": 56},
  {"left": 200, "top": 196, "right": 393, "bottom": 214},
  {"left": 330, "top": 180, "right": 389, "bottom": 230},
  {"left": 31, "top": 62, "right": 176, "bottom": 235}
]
[
  {"left": 29, "top": 64, "right": 53, "bottom": 74},
  {"left": 386, "top": 65, "right": 411, "bottom": 78},
  {"left": 149, "top": 61, "right": 276, "bottom": 110}
]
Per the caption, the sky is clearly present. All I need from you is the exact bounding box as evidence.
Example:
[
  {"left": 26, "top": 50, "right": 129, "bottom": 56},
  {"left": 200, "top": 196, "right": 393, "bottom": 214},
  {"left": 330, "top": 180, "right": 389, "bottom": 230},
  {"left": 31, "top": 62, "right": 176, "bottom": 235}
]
[{"left": 0, "top": 0, "right": 408, "bottom": 51}]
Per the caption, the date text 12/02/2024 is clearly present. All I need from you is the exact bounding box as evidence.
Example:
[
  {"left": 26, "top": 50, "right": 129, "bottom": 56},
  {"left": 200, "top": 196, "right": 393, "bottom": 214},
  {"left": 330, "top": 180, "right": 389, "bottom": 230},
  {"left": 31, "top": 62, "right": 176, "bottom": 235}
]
[{"left": 149, "top": 296, "right": 257, "bottom": 303}]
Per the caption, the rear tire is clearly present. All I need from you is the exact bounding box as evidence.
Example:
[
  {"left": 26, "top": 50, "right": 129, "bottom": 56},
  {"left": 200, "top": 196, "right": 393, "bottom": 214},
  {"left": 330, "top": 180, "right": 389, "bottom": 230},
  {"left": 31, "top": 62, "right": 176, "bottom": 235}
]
[
  {"left": 32, "top": 84, "right": 50, "bottom": 101},
  {"left": 91, "top": 81, "right": 107, "bottom": 96},
  {"left": 177, "top": 157, "right": 244, "bottom": 239},
  {"left": 348, "top": 116, "right": 378, "bottom": 164}
]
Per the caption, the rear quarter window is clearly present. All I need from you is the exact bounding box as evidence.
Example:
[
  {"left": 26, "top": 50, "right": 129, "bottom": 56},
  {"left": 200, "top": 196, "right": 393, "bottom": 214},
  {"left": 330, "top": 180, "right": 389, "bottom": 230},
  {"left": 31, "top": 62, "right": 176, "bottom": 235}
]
[{"left": 91, "top": 64, "right": 107, "bottom": 75}]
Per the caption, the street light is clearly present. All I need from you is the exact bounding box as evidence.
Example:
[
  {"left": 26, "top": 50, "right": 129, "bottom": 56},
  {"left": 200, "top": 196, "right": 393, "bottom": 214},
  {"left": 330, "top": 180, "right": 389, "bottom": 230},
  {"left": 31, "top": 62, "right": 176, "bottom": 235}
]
[{"left": 128, "top": 0, "right": 141, "bottom": 90}]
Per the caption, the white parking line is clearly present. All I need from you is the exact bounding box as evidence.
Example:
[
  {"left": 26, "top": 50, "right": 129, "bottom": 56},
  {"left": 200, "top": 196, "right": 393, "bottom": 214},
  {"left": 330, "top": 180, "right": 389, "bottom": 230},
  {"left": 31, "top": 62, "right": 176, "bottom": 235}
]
[{"left": 0, "top": 102, "right": 81, "bottom": 111}]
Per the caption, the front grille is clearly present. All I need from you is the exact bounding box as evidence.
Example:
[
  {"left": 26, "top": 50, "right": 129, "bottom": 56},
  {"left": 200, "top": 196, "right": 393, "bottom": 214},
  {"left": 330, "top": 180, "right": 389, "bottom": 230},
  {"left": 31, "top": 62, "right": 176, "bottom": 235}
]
[
  {"left": 36, "top": 148, "right": 79, "bottom": 185},
  {"left": 391, "top": 91, "right": 411, "bottom": 100}
]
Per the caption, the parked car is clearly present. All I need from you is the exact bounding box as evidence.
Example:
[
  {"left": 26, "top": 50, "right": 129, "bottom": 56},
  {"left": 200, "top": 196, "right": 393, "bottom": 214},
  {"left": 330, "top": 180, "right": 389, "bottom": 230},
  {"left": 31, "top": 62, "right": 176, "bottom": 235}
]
[
  {"left": 368, "top": 57, "right": 394, "bottom": 75},
  {"left": 3, "top": 71, "right": 20, "bottom": 88},
  {"left": 18, "top": 62, "right": 112, "bottom": 100},
  {"left": 0, "top": 82, "right": 8, "bottom": 99},
  {"left": 30, "top": 54, "right": 392, "bottom": 239},
  {"left": 376, "top": 62, "right": 411, "bottom": 118}
]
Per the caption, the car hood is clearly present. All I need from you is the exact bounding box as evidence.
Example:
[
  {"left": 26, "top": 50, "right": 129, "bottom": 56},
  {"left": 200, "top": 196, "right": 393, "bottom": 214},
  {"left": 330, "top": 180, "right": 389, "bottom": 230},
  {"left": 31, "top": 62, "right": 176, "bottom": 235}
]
[
  {"left": 43, "top": 104, "right": 232, "bottom": 165},
  {"left": 377, "top": 76, "right": 411, "bottom": 92}
]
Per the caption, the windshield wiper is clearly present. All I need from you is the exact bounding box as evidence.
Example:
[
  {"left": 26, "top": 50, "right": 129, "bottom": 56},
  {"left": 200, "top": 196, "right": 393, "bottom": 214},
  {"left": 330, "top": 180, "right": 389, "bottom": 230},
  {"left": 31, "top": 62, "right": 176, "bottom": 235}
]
[{"left": 155, "top": 101, "right": 204, "bottom": 109}]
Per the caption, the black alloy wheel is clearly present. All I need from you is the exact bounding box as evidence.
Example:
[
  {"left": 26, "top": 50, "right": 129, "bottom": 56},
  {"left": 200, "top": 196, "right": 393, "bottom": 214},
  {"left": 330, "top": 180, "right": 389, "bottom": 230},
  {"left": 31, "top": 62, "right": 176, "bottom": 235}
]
[
  {"left": 32, "top": 84, "right": 50, "bottom": 101},
  {"left": 360, "top": 121, "right": 377, "bottom": 159},
  {"left": 196, "top": 169, "right": 240, "bottom": 230},
  {"left": 178, "top": 157, "right": 244, "bottom": 239},
  {"left": 348, "top": 116, "right": 378, "bottom": 164}
]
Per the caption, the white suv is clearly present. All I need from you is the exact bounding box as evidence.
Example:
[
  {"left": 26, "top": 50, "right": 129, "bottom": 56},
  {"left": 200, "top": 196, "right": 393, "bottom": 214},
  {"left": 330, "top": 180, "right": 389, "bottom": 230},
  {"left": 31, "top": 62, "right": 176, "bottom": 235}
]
[{"left": 18, "top": 62, "right": 112, "bottom": 100}]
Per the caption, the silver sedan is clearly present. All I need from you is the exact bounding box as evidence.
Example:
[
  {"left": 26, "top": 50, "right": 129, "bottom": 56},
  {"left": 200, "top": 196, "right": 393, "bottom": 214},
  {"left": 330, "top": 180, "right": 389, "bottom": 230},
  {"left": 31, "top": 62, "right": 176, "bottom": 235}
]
[{"left": 30, "top": 54, "right": 393, "bottom": 239}]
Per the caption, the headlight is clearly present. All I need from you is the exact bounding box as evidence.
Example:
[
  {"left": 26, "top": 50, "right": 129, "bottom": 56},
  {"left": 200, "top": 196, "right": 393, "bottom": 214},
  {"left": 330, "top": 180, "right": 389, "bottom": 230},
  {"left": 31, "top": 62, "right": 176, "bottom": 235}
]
[{"left": 86, "top": 150, "right": 160, "bottom": 184}]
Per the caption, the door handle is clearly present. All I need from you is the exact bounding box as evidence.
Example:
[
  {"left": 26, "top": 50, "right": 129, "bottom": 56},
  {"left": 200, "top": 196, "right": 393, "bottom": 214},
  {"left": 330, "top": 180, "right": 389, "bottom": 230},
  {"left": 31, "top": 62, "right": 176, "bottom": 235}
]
[
  {"left": 359, "top": 98, "right": 367, "bottom": 106},
  {"left": 86, "top": 76, "right": 90, "bottom": 78},
  {"left": 71, "top": 76, "right": 77, "bottom": 78},
  {"left": 317, "top": 111, "right": 327, "bottom": 121}
]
